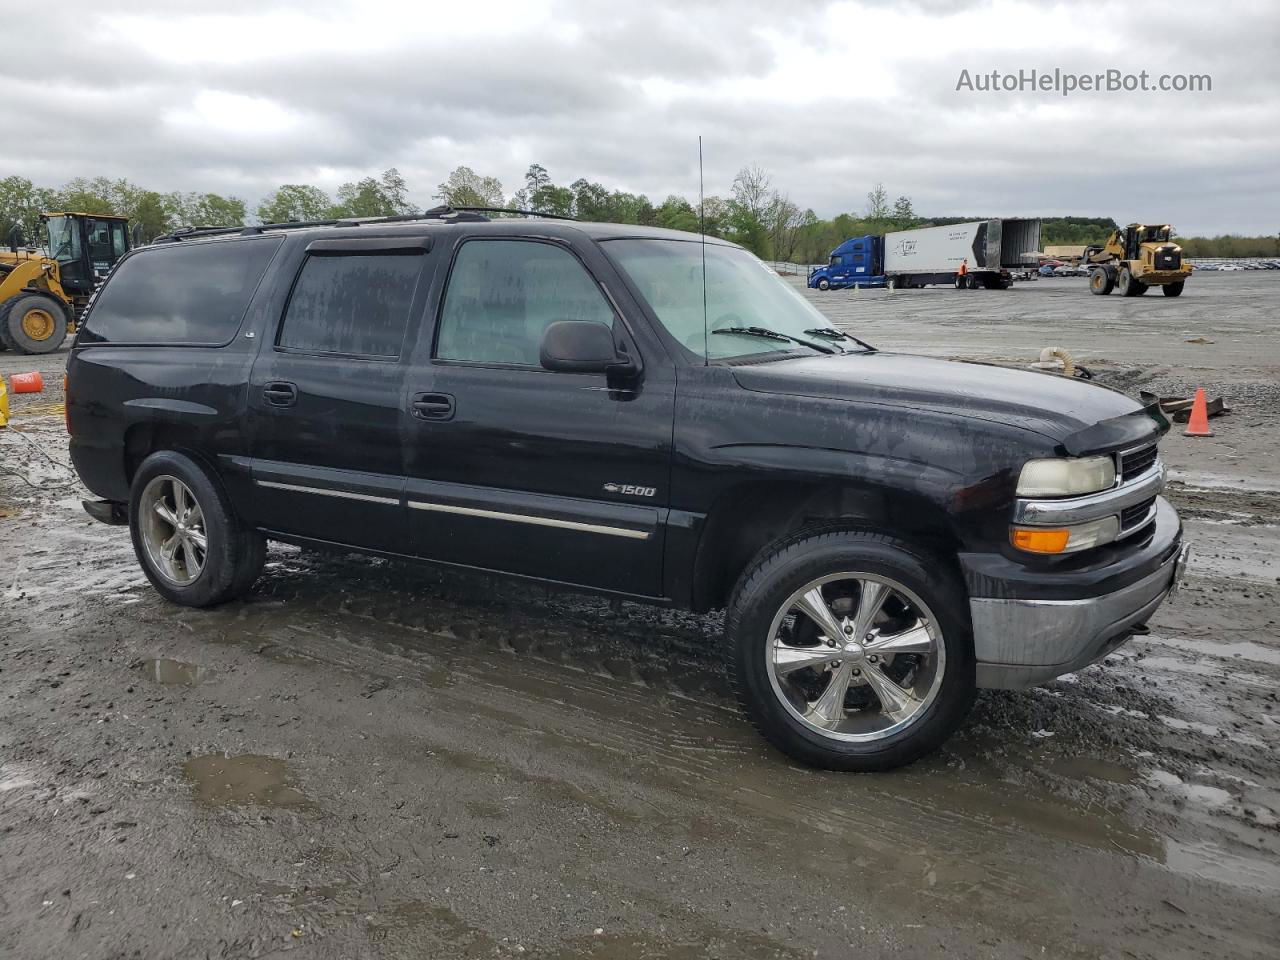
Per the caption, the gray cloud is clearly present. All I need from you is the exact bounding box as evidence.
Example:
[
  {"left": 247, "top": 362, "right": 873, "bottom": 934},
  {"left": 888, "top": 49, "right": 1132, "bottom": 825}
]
[{"left": 1, "top": 0, "right": 1275, "bottom": 234}]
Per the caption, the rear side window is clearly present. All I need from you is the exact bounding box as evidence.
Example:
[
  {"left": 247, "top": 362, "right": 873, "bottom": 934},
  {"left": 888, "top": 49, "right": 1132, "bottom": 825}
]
[
  {"left": 278, "top": 253, "right": 423, "bottom": 359},
  {"left": 81, "top": 238, "right": 280, "bottom": 345},
  {"left": 435, "top": 240, "right": 614, "bottom": 365}
]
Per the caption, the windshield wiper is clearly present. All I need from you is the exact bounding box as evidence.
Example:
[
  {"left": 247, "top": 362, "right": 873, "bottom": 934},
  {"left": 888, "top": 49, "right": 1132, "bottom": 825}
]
[
  {"left": 712, "top": 326, "right": 838, "bottom": 355},
  {"left": 804, "top": 327, "right": 876, "bottom": 353}
]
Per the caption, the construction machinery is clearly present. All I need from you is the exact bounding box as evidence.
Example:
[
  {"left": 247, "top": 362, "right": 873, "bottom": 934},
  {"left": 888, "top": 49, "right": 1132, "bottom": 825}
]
[
  {"left": 0, "top": 213, "right": 131, "bottom": 354},
  {"left": 1083, "top": 224, "right": 1191, "bottom": 297}
]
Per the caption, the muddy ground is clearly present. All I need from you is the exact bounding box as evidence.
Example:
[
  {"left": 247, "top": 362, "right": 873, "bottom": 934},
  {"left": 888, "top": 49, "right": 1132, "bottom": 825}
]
[{"left": 1, "top": 273, "right": 1277, "bottom": 959}]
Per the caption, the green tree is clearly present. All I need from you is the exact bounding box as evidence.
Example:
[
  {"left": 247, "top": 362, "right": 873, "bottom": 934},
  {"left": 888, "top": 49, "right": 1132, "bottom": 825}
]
[
  {"left": 865, "top": 183, "right": 890, "bottom": 222},
  {"left": 379, "top": 168, "right": 415, "bottom": 215},
  {"left": 891, "top": 196, "right": 916, "bottom": 223},
  {"left": 331, "top": 178, "right": 392, "bottom": 218},
  {"left": 655, "top": 195, "right": 700, "bottom": 232},
  {"left": 257, "top": 184, "right": 332, "bottom": 223},
  {"left": 435, "top": 166, "right": 503, "bottom": 208},
  {"left": 165, "top": 191, "right": 246, "bottom": 227},
  {"left": 58, "top": 177, "right": 119, "bottom": 215},
  {"left": 0, "top": 176, "right": 58, "bottom": 245},
  {"left": 128, "top": 191, "right": 173, "bottom": 243}
]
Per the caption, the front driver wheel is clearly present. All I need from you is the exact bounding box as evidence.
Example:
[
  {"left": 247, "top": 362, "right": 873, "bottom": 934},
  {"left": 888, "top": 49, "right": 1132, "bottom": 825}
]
[
  {"left": 726, "top": 528, "right": 975, "bottom": 771},
  {"left": 129, "top": 451, "right": 266, "bottom": 607},
  {"left": 817, "top": 278, "right": 830, "bottom": 290}
]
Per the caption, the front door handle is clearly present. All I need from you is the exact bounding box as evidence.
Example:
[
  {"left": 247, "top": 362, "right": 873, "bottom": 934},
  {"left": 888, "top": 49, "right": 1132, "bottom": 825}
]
[
  {"left": 263, "top": 381, "right": 298, "bottom": 407},
  {"left": 411, "top": 392, "right": 455, "bottom": 421}
]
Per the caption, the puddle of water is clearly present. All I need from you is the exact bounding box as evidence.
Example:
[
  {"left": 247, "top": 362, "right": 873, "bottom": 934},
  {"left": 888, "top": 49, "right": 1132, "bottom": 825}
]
[
  {"left": 182, "top": 754, "right": 307, "bottom": 807},
  {"left": 1144, "top": 634, "right": 1280, "bottom": 668},
  {"left": 366, "top": 902, "right": 496, "bottom": 955},
  {"left": 1165, "top": 839, "right": 1280, "bottom": 893},
  {"left": 1146, "top": 769, "right": 1235, "bottom": 808},
  {"left": 139, "top": 658, "right": 212, "bottom": 686},
  {"left": 1048, "top": 756, "right": 1140, "bottom": 785}
]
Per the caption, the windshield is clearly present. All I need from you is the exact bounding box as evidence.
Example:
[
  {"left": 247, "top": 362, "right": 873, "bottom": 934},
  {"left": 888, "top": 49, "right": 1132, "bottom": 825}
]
[
  {"left": 604, "top": 238, "right": 843, "bottom": 360},
  {"left": 45, "top": 216, "right": 80, "bottom": 263}
]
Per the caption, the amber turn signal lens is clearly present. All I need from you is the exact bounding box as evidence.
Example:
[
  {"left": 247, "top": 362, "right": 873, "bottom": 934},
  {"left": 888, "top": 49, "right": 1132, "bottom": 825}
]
[{"left": 1011, "top": 527, "right": 1071, "bottom": 554}]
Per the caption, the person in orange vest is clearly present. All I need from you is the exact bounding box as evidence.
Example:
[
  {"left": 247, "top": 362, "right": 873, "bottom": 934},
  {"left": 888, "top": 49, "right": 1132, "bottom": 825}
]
[{"left": 957, "top": 258, "right": 969, "bottom": 289}]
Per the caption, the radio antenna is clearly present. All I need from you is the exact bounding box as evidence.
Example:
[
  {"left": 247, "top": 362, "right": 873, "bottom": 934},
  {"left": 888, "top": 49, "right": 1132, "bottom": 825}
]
[{"left": 699, "top": 136, "right": 708, "bottom": 366}]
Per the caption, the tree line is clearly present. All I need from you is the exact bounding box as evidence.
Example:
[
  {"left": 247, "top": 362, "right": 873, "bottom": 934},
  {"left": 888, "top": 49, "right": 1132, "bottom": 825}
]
[{"left": 2, "top": 168, "right": 1275, "bottom": 260}]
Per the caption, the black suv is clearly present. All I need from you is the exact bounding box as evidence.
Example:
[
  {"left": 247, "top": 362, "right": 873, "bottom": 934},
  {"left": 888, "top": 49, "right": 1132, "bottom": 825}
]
[{"left": 66, "top": 211, "right": 1188, "bottom": 770}]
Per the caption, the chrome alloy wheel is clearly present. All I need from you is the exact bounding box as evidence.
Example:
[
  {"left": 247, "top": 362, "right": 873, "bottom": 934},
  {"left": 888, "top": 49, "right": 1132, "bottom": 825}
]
[
  {"left": 765, "top": 573, "right": 946, "bottom": 742},
  {"left": 139, "top": 475, "right": 208, "bottom": 585}
]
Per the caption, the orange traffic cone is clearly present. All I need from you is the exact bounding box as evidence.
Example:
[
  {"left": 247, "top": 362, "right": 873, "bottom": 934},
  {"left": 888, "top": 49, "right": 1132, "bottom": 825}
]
[{"left": 1184, "top": 387, "right": 1212, "bottom": 437}]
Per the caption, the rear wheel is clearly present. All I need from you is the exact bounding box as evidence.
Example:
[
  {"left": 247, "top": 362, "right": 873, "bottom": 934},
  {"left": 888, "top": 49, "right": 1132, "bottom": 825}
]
[
  {"left": 129, "top": 451, "right": 266, "bottom": 607},
  {"left": 0, "top": 294, "right": 69, "bottom": 354},
  {"left": 1163, "top": 281, "right": 1185, "bottom": 297},
  {"left": 726, "top": 528, "right": 975, "bottom": 771}
]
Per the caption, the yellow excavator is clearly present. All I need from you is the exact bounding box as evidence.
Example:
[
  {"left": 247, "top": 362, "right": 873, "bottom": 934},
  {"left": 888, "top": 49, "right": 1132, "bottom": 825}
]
[
  {"left": 0, "top": 212, "right": 131, "bottom": 353},
  {"left": 1084, "top": 223, "right": 1191, "bottom": 297}
]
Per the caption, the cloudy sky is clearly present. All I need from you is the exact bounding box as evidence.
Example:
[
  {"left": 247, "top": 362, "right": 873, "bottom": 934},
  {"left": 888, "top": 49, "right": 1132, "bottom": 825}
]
[{"left": 3, "top": 0, "right": 1276, "bottom": 235}]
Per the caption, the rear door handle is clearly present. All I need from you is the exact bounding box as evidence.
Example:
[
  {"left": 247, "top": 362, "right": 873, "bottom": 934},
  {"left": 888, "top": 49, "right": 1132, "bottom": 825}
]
[
  {"left": 411, "top": 392, "right": 455, "bottom": 421},
  {"left": 263, "top": 381, "right": 298, "bottom": 407}
]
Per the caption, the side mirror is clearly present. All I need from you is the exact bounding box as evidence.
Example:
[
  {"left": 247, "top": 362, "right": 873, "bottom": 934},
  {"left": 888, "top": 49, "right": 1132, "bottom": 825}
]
[
  {"left": 539, "top": 320, "right": 637, "bottom": 376},
  {"left": 6, "top": 225, "right": 24, "bottom": 252}
]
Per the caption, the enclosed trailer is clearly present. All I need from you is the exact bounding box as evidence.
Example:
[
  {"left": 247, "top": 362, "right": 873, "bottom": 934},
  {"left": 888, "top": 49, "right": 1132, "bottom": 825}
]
[{"left": 808, "top": 218, "right": 1042, "bottom": 291}]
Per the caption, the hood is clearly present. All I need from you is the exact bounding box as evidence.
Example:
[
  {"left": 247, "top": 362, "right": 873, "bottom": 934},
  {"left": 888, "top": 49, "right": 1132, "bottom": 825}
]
[{"left": 732, "top": 352, "right": 1166, "bottom": 453}]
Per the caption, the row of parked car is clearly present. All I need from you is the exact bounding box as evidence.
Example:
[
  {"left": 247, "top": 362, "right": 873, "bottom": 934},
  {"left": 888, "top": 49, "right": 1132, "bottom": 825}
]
[
  {"left": 1034, "top": 259, "right": 1280, "bottom": 278},
  {"left": 1193, "top": 260, "right": 1280, "bottom": 271}
]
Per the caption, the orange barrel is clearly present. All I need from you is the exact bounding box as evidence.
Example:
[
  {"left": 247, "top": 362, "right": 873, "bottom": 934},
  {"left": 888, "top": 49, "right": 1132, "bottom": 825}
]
[{"left": 10, "top": 371, "right": 44, "bottom": 393}]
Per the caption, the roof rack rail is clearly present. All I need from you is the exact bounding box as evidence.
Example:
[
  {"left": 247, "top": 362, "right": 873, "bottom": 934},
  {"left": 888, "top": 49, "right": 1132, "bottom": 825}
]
[{"left": 151, "top": 204, "right": 577, "bottom": 244}]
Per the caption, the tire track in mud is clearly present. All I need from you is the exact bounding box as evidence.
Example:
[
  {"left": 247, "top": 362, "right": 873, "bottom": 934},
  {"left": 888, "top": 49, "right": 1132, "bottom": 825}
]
[{"left": 4, "top": 416, "right": 1280, "bottom": 958}]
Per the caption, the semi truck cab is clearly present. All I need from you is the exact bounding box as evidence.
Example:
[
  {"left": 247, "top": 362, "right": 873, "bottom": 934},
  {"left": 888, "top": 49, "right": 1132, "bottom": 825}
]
[{"left": 808, "top": 235, "right": 885, "bottom": 290}]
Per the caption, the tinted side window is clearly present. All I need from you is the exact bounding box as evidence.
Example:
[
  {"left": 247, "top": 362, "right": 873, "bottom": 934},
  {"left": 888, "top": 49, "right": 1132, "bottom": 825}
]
[
  {"left": 81, "top": 238, "right": 281, "bottom": 345},
  {"left": 436, "top": 240, "right": 614, "bottom": 365},
  {"left": 278, "top": 253, "right": 423, "bottom": 359}
]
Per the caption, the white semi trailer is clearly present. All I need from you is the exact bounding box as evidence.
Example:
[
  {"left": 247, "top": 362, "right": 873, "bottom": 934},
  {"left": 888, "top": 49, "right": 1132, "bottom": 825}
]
[
  {"left": 884, "top": 218, "right": 1041, "bottom": 289},
  {"left": 808, "top": 218, "right": 1042, "bottom": 291}
]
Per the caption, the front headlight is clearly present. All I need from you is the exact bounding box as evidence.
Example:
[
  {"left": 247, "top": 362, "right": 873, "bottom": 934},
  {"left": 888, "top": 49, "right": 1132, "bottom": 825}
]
[{"left": 1017, "top": 456, "right": 1116, "bottom": 498}]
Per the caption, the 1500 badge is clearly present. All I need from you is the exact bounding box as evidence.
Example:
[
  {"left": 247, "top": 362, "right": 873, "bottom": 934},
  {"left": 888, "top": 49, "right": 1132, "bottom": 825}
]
[{"left": 603, "top": 483, "right": 657, "bottom": 498}]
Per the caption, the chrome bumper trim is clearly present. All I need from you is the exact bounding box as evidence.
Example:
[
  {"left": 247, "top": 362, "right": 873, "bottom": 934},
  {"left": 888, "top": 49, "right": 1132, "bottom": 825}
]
[
  {"left": 971, "top": 536, "right": 1184, "bottom": 690},
  {"left": 1012, "top": 461, "right": 1165, "bottom": 527}
]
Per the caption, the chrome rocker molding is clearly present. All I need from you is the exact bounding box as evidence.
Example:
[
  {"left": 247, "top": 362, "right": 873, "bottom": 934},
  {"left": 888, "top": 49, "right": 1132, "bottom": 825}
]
[
  {"left": 253, "top": 479, "right": 650, "bottom": 540},
  {"left": 256, "top": 479, "right": 400, "bottom": 505},
  {"left": 407, "top": 500, "right": 651, "bottom": 540}
]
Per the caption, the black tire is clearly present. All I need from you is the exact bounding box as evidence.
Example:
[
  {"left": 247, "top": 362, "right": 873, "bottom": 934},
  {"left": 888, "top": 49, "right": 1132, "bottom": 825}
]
[
  {"left": 1132, "top": 278, "right": 1148, "bottom": 296},
  {"left": 1118, "top": 266, "right": 1143, "bottom": 297},
  {"left": 128, "top": 451, "right": 266, "bottom": 607},
  {"left": 726, "top": 527, "right": 976, "bottom": 771},
  {"left": 0, "top": 294, "right": 69, "bottom": 354},
  {"left": 817, "top": 278, "right": 830, "bottom": 291},
  {"left": 1163, "top": 281, "right": 1185, "bottom": 297},
  {"left": 966, "top": 275, "right": 981, "bottom": 290},
  {"left": 1089, "top": 267, "right": 1114, "bottom": 295}
]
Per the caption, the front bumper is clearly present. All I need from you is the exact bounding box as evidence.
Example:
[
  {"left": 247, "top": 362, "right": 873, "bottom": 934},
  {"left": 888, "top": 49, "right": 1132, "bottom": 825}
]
[{"left": 968, "top": 499, "right": 1186, "bottom": 689}]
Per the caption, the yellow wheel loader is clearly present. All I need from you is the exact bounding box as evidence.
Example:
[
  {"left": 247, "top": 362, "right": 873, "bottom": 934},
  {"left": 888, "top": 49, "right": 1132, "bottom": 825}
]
[
  {"left": 1083, "top": 224, "right": 1191, "bottom": 297},
  {"left": 0, "top": 213, "right": 131, "bottom": 354}
]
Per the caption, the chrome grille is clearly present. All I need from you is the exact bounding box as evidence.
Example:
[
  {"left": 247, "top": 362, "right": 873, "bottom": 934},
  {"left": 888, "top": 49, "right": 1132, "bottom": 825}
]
[
  {"left": 1120, "top": 445, "right": 1158, "bottom": 482},
  {"left": 1120, "top": 496, "right": 1156, "bottom": 530}
]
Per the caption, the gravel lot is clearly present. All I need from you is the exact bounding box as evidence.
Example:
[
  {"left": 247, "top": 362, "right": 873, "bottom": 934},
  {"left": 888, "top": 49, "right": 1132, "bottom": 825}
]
[{"left": 1, "top": 272, "right": 1277, "bottom": 959}]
